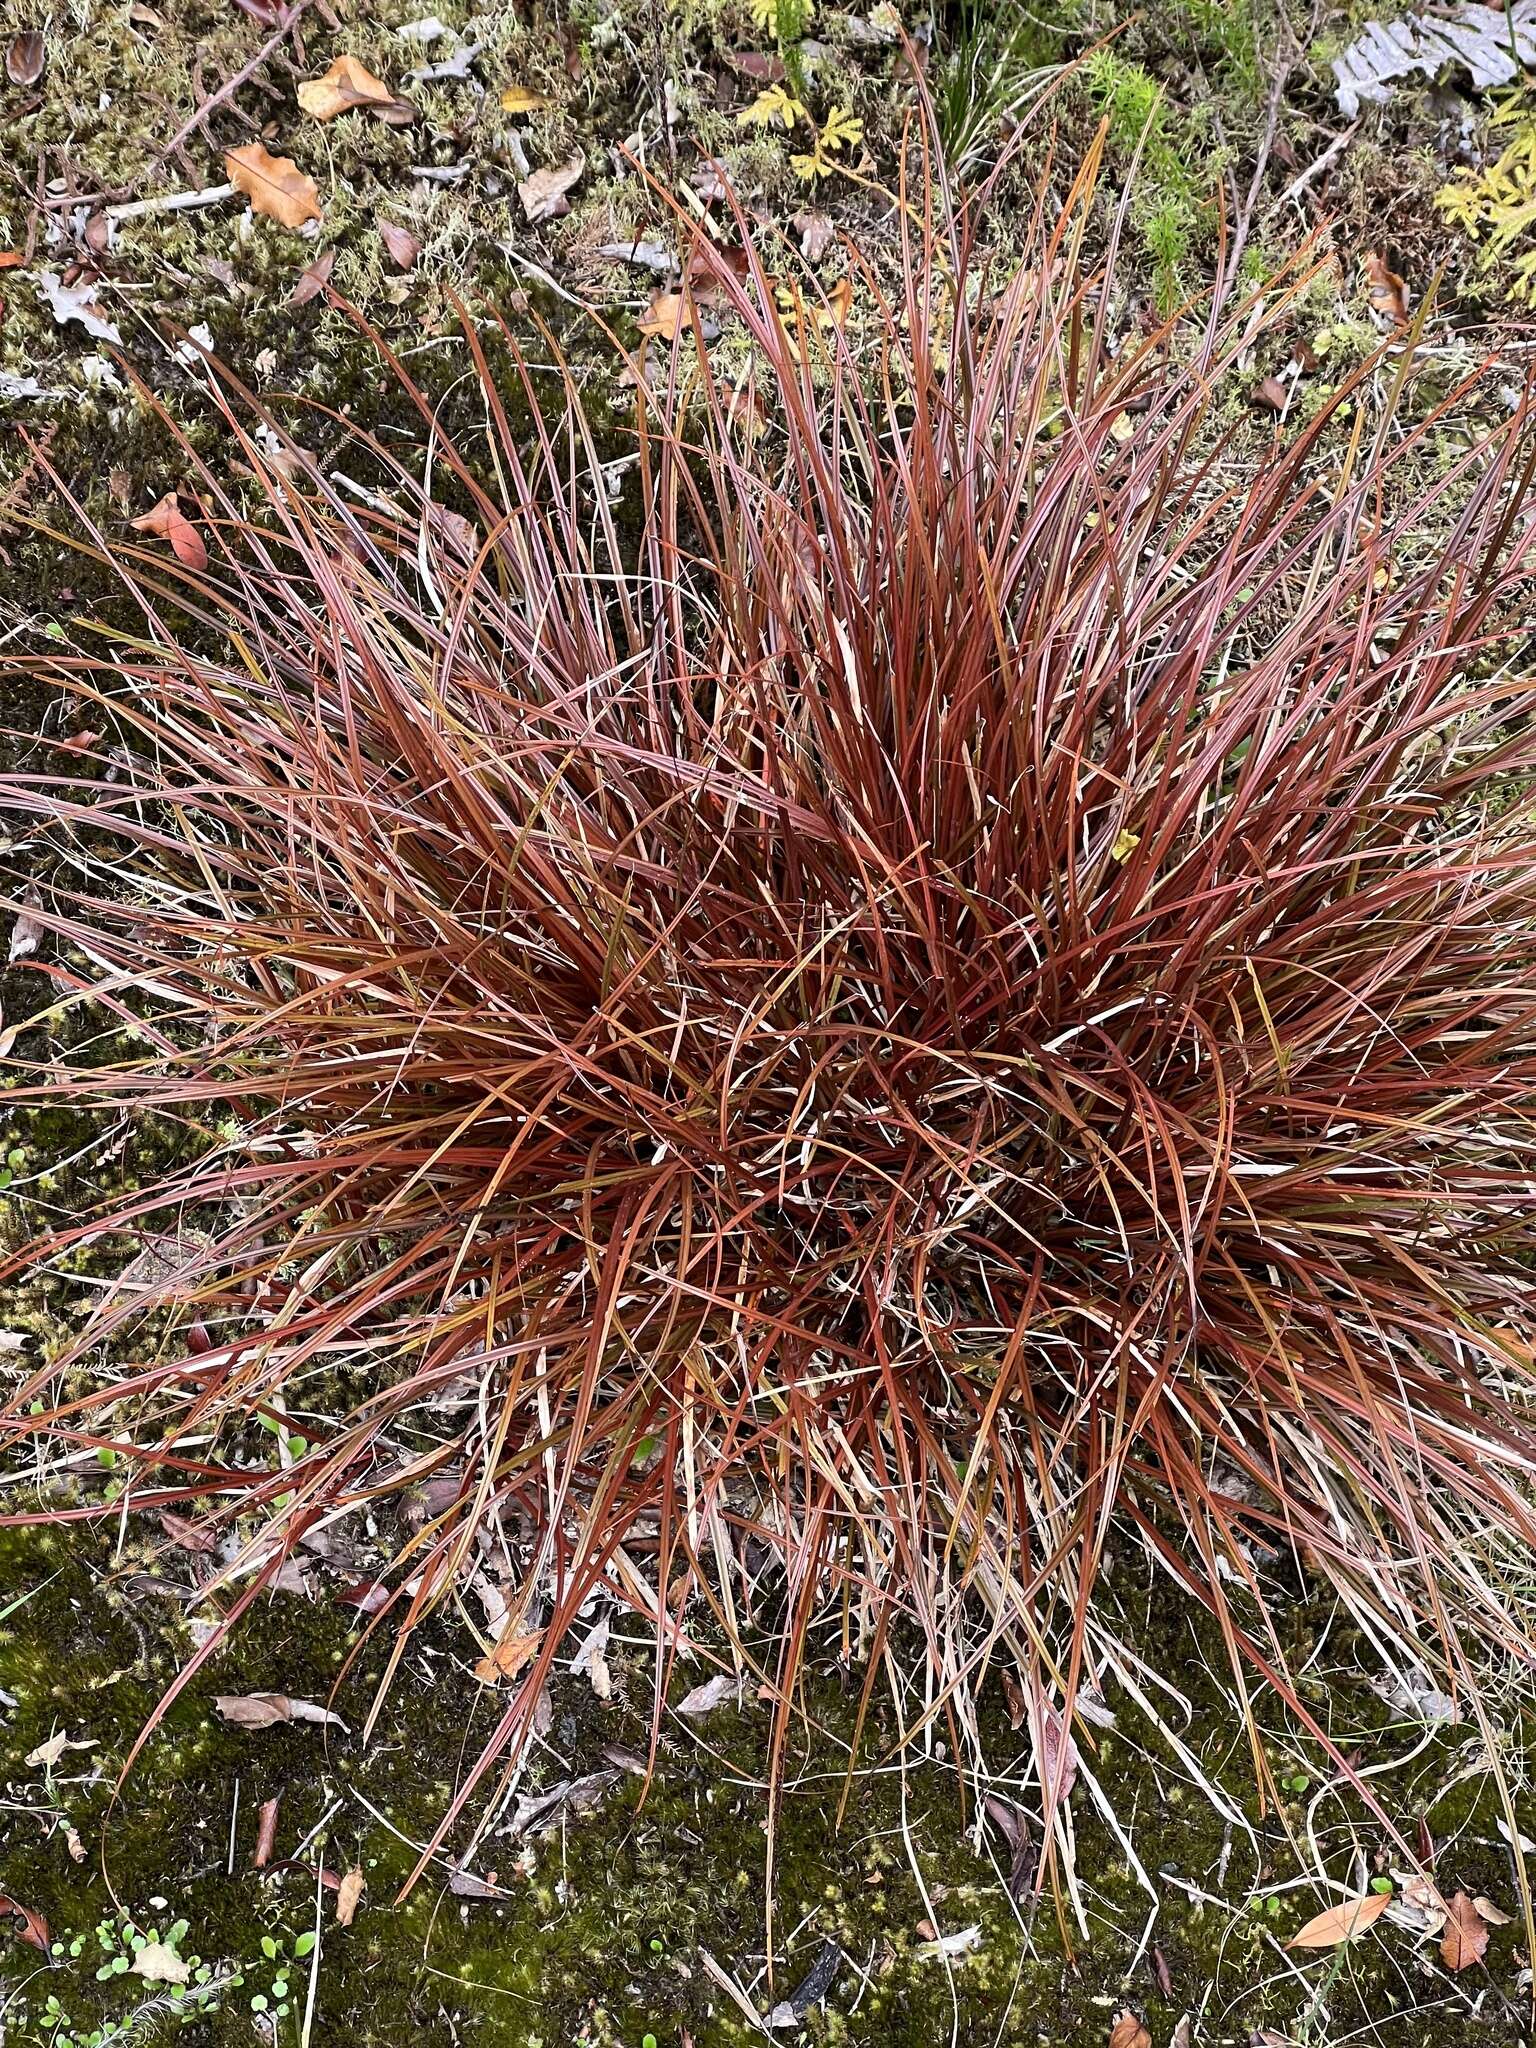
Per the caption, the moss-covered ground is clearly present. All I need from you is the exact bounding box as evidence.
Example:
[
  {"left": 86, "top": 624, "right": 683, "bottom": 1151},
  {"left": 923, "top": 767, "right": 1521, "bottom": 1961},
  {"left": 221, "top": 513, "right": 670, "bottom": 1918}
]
[{"left": 2, "top": 1518, "right": 1532, "bottom": 2048}]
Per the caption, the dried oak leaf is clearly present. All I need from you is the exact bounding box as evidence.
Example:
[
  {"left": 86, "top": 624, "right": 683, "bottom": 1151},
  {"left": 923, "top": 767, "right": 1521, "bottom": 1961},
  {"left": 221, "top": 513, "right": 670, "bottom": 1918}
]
[
  {"left": 517, "top": 152, "right": 584, "bottom": 224},
  {"left": 1108, "top": 2014, "right": 1151, "bottom": 2048},
  {"left": 130, "top": 492, "right": 207, "bottom": 572},
  {"left": 1288, "top": 1889, "right": 1391, "bottom": 1948},
  {"left": 297, "top": 54, "right": 414, "bottom": 125},
  {"left": 1440, "top": 1889, "right": 1491, "bottom": 1972},
  {"left": 227, "top": 143, "right": 322, "bottom": 230}
]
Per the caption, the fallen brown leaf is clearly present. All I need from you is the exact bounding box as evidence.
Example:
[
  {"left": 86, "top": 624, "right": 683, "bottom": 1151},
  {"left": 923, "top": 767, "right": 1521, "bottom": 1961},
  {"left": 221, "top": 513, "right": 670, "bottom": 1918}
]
[
  {"left": 472, "top": 1626, "right": 542, "bottom": 1685},
  {"left": 1473, "top": 1895, "right": 1512, "bottom": 1926},
  {"left": 5, "top": 31, "right": 45, "bottom": 86},
  {"left": 517, "top": 153, "right": 584, "bottom": 224},
  {"left": 158, "top": 1508, "right": 216, "bottom": 1552},
  {"left": 252, "top": 1795, "right": 281, "bottom": 1868},
  {"left": 226, "top": 143, "right": 322, "bottom": 230},
  {"left": 297, "top": 55, "right": 414, "bottom": 125},
  {"left": 1288, "top": 1889, "right": 1391, "bottom": 1949},
  {"left": 335, "top": 1866, "right": 365, "bottom": 1926},
  {"left": 1440, "top": 1889, "right": 1491, "bottom": 1972},
  {"left": 130, "top": 492, "right": 207, "bottom": 572},
  {"left": 214, "top": 1691, "right": 349, "bottom": 1732},
  {"left": 792, "top": 209, "right": 834, "bottom": 262},
  {"left": 637, "top": 289, "right": 689, "bottom": 341},
  {"left": 1252, "top": 375, "right": 1288, "bottom": 412},
  {"left": 676, "top": 1671, "right": 738, "bottom": 1717},
  {"left": 0, "top": 1893, "right": 49, "bottom": 1951},
  {"left": 379, "top": 221, "right": 420, "bottom": 270},
  {"left": 1108, "top": 2012, "right": 1151, "bottom": 2048},
  {"left": 1364, "top": 250, "right": 1408, "bottom": 327},
  {"left": 289, "top": 245, "right": 337, "bottom": 307}
]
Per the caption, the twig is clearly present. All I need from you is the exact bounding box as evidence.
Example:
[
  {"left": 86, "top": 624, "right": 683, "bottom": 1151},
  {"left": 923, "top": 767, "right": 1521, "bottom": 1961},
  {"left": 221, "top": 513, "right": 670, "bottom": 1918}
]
[
  {"left": 153, "top": 2, "right": 309, "bottom": 168},
  {"left": 1276, "top": 122, "right": 1360, "bottom": 210},
  {"left": 105, "top": 181, "right": 236, "bottom": 223}
]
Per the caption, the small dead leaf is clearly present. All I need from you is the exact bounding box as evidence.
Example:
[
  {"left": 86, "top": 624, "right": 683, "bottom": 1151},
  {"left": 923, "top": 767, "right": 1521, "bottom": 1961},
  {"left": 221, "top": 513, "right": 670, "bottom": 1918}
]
[
  {"left": 1473, "top": 1895, "right": 1512, "bottom": 1926},
  {"left": 25, "top": 1730, "right": 95, "bottom": 1769},
  {"left": 297, "top": 55, "right": 414, "bottom": 125},
  {"left": 0, "top": 1893, "right": 49, "bottom": 1951},
  {"left": 379, "top": 220, "right": 420, "bottom": 270},
  {"left": 65, "top": 1825, "right": 87, "bottom": 1863},
  {"left": 517, "top": 152, "right": 584, "bottom": 224},
  {"left": 510, "top": 1768, "right": 619, "bottom": 1837},
  {"left": 130, "top": 492, "right": 207, "bottom": 572},
  {"left": 5, "top": 31, "right": 45, "bottom": 86},
  {"left": 289, "top": 245, "right": 337, "bottom": 307},
  {"left": 676, "top": 1671, "right": 738, "bottom": 1717},
  {"left": 158, "top": 1509, "right": 216, "bottom": 1553},
  {"left": 37, "top": 268, "right": 121, "bottom": 344},
  {"left": 637, "top": 289, "right": 689, "bottom": 341},
  {"left": 1170, "top": 2018, "right": 1193, "bottom": 2048},
  {"left": 9, "top": 885, "right": 44, "bottom": 965},
  {"left": 1288, "top": 1889, "right": 1391, "bottom": 1949},
  {"left": 500, "top": 82, "right": 550, "bottom": 113},
  {"left": 1440, "top": 1889, "right": 1491, "bottom": 1972},
  {"left": 793, "top": 209, "right": 834, "bottom": 262},
  {"left": 1364, "top": 250, "right": 1408, "bottom": 327},
  {"left": 1252, "top": 375, "right": 1288, "bottom": 412},
  {"left": 335, "top": 1866, "right": 365, "bottom": 1926},
  {"left": 214, "top": 1691, "right": 349, "bottom": 1732},
  {"left": 823, "top": 275, "right": 853, "bottom": 329},
  {"left": 473, "top": 1626, "right": 543, "bottom": 1686},
  {"left": 132, "top": 1941, "right": 189, "bottom": 1985},
  {"left": 227, "top": 143, "right": 322, "bottom": 230},
  {"left": 1108, "top": 2014, "right": 1152, "bottom": 2048},
  {"left": 253, "top": 1795, "right": 281, "bottom": 1868},
  {"left": 916, "top": 1922, "right": 981, "bottom": 1958},
  {"left": 571, "top": 1615, "right": 613, "bottom": 1700}
]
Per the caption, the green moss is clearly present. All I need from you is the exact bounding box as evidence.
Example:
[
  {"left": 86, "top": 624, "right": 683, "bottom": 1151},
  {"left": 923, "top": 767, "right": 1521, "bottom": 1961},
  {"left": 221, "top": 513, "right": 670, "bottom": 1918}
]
[{"left": 0, "top": 1521, "right": 1526, "bottom": 2047}]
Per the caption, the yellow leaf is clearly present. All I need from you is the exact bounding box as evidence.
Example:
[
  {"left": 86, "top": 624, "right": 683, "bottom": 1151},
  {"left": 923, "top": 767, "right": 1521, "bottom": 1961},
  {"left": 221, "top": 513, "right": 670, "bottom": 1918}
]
[
  {"left": 500, "top": 83, "right": 551, "bottom": 114},
  {"left": 226, "top": 143, "right": 322, "bottom": 230},
  {"left": 737, "top": 84, "right": 804, "bottom": 131},
  {"left": 1110, "top": 829, "right": 1140, "bottom": 862}
]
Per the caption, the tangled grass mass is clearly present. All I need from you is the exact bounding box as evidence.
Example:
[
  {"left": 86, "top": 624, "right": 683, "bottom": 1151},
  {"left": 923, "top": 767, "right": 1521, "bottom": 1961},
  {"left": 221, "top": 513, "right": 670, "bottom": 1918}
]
[{"left": 5, "top": 146, "right": 1536, "bottom": 1896}]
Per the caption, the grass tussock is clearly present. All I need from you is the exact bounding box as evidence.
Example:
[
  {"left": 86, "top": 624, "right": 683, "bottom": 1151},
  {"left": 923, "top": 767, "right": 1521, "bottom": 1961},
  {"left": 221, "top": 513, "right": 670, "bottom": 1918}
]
[{"left": 5, "top": 137, "right": 1536, "bottom": 1895}]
